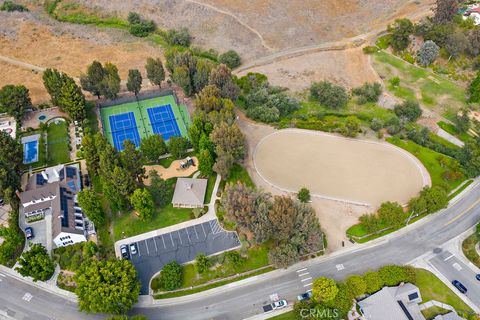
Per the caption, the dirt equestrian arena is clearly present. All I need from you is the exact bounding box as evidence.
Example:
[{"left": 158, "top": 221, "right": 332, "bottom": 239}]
[{"left": 254, "top": 129, "right": 430, "bottom": 208}]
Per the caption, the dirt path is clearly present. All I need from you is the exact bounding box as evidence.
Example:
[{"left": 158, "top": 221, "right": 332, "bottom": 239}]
[
  {"left": 0, "top": 55, "right": 46, "bottom": 73},
  {"left": 184, "top": 0, "right": 275, "bottom": 51}
]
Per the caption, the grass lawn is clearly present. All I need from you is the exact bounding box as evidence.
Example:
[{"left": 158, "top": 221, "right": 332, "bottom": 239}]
[
  {"left": 225, "top": 163, "right": 255, "bottom": 188},
  {"left": 373, "top": 51, "right": 468, "bottom": 120},
  {"left": 268, "top": 311, "right": 296, "bottom": 320},
  {"left": 415, "top": 268, "right": 472, "bottom": 313},
  {"left": 204, "top": 174, "right": 217, "bottom": 204},
  {"left": 462, "top": 233, "right": 480, "bottom": 268},
  {"left": 113, "top": 204, "right": 192, "bottom": 240},
  {"left": 421, "top": 306, "right": 450, "bottom": 320},
  {"left": 387, "top": 137, "right": 465, "bottom": 192},
  {"left": 85, "top": 101, "right": 99, "bottom": 134},
  {"left": 448, "top": 179, "right": 474, "bottom": 200},
  {"left": 437, "top": 121, "right": 472, "bottom": 142},
  {"left": 47, "top": 121, "right": 70, "bottom": 165}
]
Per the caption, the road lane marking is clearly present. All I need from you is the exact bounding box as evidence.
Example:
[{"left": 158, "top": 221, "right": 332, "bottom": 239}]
[
  {"left": 297, "top": 268, "right": 308, "bottom": 273},
  {"left": 201, "top": 223, "right": 207, "bottom": 238},
  {"left": 145, "top": 240, "right": 150, "bottom": 255},
  {"left": 444, "top": 197, "right": 480, "bottom": 226},
  {"left": 298, "top": 272, "right": 310, "bottom": 277},
  {"left": 0, "top": 273, "right": 5, "bottom": 277},
  {"left": 303, "top": 283, "right": 313, "bottom": 287},
  {"left": 444, "top": 254, "right": 454, "bottom": 261},
  {"left": 177, "top": 231, "right": 183, "bottom": 245},
  {"left": 452, "top": 263, "right": 462, "bottom": 271},
  {"left": 194, "top": 225, "right": 199, "bottom": 239},
  {"left": 161, "top": 235, "right": 166, "bottom": 249},
  {"left": 22, "top": 293, "right": 33, "bottom": 302},
  {"left": 301, "top": 277, "right": 312, "bottom": 282},
  {"left": 336, "top": 264, "right": 345, "bottom": 271}
]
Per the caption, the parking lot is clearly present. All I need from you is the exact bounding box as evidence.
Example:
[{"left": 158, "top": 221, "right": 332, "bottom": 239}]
[{"left": 126, "top": 219, "right": 241, "bottom": 294}]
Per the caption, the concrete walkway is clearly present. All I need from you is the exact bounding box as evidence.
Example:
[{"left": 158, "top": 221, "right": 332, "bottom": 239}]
[
  {"left": 114, "top": 174, "right": 223, "bottom": 256},
  {"left": 437, "top": 128, "right": 465, "bottom": 147}
]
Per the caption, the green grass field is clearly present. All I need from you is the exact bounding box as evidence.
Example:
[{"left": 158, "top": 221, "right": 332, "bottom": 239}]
[
  {"left": 100, "top": 95, "right": 192, "bottom": 148},
  {"left": 373, "top": 51, "right": 468, "bottom": 120},
  {"left": 387, "top": 137, "right": 465, "bottom": 191},
  {"left": 47, "top": 121, "right": 70, "bottom": 165}
]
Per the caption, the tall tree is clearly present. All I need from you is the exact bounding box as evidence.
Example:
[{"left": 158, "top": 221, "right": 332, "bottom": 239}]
[
  {"left": 433, "top": 0, "right": 458, "bottom": 24},
  {"left": 126, "top": 69, "right": 142, "bottom": 97},
  {"left": 15, "top": 244, "right": 55, "bottom": 282},
  {"left": 389, "top": 19, "right": 414, "bottom": 51},
  {"left": 312, "top": 277, "right": 339, "bottom": 302},
  {"left": 77, "top": 189, "right": 105, "bottom": 226},
  {"left": 210, "top": 123, "right": 245, "bottom": 161},
  {"left": 101, "top": 62, "right": 121, "bottom": 100},
  {"left": 0, "top": 131, "right": 22, "bottom": 202},
  {"left": 198, "top": 149, "right": 214, "bottom": 176},
  {"left": 148, "top": 170, "right": 169, "bottom": 207},
  {"left": 58, "top": 75, "right": 86, "bottom": 120},
  {"left": 208, "top": 64, "right": 239, "bottom": 100},
  {"left": 140, "top": 134, "right": 167, "bottom": 162},
  {"left": 74, "top": 259, "right": 140, "bottom": 314},
  {"left": 121, "top": 140, "right": 145, "bottom": 183},
  {"left": 130, "top": 188, "right": 155, "bottom": 220},
  {"left": 168, "top": 136, "right": 188, "bottom": 159},
  {"left": 145, "top": 57, "right": 165, "bottom": 89},
  {"left": 0, "top": 84, "right": 31, "bottom": 123},
  {"left": 193, "top": 59, "right": 214, "bottom": 93},
  {"left": 102, "top": 166, "right": 136, "bottom": 212},
  {"left": 173, "top": 66, "right": 193, "bottom": 96},
  {"left": 80, "top": 61, "right": 105, "bottom": 98},
  {"left": 268, "top": 196, "right": 296, "bottom": 241}
]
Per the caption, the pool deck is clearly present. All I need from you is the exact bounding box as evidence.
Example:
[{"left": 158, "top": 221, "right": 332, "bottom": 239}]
[{"left": 21, "top": 134, "right": 40, "bottom": 144}]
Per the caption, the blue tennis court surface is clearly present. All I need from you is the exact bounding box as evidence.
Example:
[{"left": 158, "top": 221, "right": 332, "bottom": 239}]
[
  {"left": 147, "top": 104, "right": 181, "bottom": 141},
  {"left": 108, "top": 112, "right": 141, "bottom": 151},
  {"left": 23, "top": 140, "right": 39, "bottom": 164}
]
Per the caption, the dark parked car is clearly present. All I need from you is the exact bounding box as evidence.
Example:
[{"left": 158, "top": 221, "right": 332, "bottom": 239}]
[
  {"left": 0, "top": 198, "right": 4, "bottom": 206},
  {"left": 452, "top": 280, "right": 467, "bottom": 294},
  {"left": 476, "top": 274, "right": 480, "bottom": 281},
  {"left": 25, "top": 227, "right": 34, "bottom": 240},
  {"left": 120, "top": 244, "right": 129, "bottom": 260}
]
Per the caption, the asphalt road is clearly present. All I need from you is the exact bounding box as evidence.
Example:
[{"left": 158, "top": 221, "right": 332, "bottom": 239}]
[
  {"left": 1, "top": 182, "right": 480, "bottom": 320},
  {"left": 428, "top": 250, "right": 480, "bottom": 308},
  {"left": 130, "top": 219, "right": 240, "bottom": 294}
]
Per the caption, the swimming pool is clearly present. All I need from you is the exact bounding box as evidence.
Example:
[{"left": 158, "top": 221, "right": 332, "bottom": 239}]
[{"left": 23, "top": 140, "right": 39, "bottom": 164}]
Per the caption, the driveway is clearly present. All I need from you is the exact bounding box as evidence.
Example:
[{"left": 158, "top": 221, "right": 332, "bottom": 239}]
[{"left": 127, "top": 219, "right": 240, "bottom": 294}]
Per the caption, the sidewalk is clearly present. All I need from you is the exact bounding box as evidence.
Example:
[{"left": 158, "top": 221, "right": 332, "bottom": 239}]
[{"left": 0, "top": 264, "right": 77, "bottom": 302}]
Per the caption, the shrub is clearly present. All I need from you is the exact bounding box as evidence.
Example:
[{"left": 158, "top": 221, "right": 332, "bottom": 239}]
[
  {"left": 195, "top": 254, "right": 211, "bottom": 274},
  {"left": 378, "top": 265, "right": 414, "bottom": 286},
  {"left": 352, "top": 82, "right": 382, "bottom": 104},
  {"left": 345, "top": 275, "right": 367, "bottom": 298},
  {"left": 310, "top": 81, "right": 349, "bottom": 109},
  {"left": 389, "top": 76, "right": 400, "bottom": 87},
  {"left": 218, "top": 50, "right": 241, "bottom": 69},
  {"left": 312, "top": 277, "right": 339, "bottom": 302},
  {"left": 363, "top": 46, "right": 379, "bottom": 54},
  {"left": 127, "top": 12, "right": 156, "bottom": 37},
  {"left": 416, "top": 40, "right": 440, "bottom": 67},
  {"left": 298, "top": 187, "right": 311, "bottom": 203},
  {"left": 394, "top": 99, "right": 422, "bottom": 122},
  {"left": 157, "top": 261, "right": 183, "bottom": 291},
  {"left": 246, "top": 105, "right": 280, "bottom": 123},
  {"left": 370, "top": 118, "right": 383, "bottom": 131},
  {"left": 341, "top": 116, "right": 361, "bottom": 138},
  {"left": 166, "top": 28, "right": 191, "bottom": 47},
  {"left": 225, "top": 251, "right": 245, "bottom": 270},
  {"left": 1, "top": 0, "right": 28, "bottom": 12},
  {"left": 363, "top": 271, "right": 385, "bottom": 294}
]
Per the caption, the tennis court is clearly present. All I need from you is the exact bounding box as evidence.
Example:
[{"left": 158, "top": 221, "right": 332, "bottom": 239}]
[
  {"left": 109, "top": 112, "right": 142, "bottom": 151},
  {"left": 100, "top": 95, "right": 191, "bottom": 151},
  {"left": 147, "top": 105, "right": 181, "bottom": 140},
  {"left": 21, "top": 134, "right": 40, "bottom": 164}
]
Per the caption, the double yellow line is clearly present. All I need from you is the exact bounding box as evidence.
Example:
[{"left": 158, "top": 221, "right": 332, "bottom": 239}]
[{"left": 444, "top": 197, "right": 480, "bottom": 227}]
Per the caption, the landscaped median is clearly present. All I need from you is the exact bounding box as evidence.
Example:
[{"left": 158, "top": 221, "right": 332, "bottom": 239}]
[{"left": 462, "top": 222, "right": 480, "bottom": 269}]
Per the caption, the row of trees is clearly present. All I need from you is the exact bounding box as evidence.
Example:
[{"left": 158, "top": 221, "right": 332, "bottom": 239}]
[
  {"left": 358, "top": 186, "right": 449, "bottom": 234},
  {"left": 303, "top": 265, "right": 417, "bottom": 318},
  {"left": 222, "top": 183, "right": 323, "bottom": 268}
]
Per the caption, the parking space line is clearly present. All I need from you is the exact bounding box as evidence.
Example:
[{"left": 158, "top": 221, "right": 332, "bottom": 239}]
[
  {"left": 145, "top": 240, "right": 150, "bottom": 255},
  {"left": 303, "top": 283, "right": 312, "bottom": 287},
  {"left": 298, "top": 272, "right": 309, "bottom": 277},
  {"left": 177, "top": 230, "right": 183, "bottom": 245},
  {"left": 186, "top": 228, "right": 192, "bottom": 243},
  {"left": 194, "top": 225, "right": 200, "bottom": 239},
  {"left": 170, "top": 233, "right": 174, "bottom": 247},
  {"left": 161, "top": 235, "right": 166, "bottom": 249},
  {"left": 153, "top": 237, "right": 158, "bottom": 252},
  {"left": 297, "top": 268, "right": 308, "bottom": 273},
  {"left": 444, "top": 254, "right": 454, "bottom": 261},
  {"left": 138, "top": 242, "right": 141, "bottom": 257},
  {"left": 301, "top": 277, "right": 312, "bottom": 282},
  {"left": 201, "top": 223, "right": 207, "bottom": 237}
]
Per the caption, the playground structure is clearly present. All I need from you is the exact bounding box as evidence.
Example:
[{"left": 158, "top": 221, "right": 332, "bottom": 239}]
[{"left": 143, "top": 156, "right": 199, "bottom": 185}]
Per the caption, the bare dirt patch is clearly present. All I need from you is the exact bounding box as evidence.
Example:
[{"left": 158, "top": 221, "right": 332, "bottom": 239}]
[
  {"left": 237, "top": 48, "right": 379, "bottom": 91},
  {"left": 0, "top": 10, "right": 161, "bottom": 102},
  {"left": 143, "top": 157, "right": 199, "bottom": 184},
  {"left": 254, "top": 129, "right": 429, "bottom": 207}
]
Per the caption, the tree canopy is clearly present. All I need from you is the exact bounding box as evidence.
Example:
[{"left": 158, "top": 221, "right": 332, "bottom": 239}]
[
  {"left": 0, "top": 84, "right": 31, "bottom": 123},
  {"left": 310, "top": 81, "right": 348, "bottom": 109},
  {"left": 145, "top": 57, "right": 165, "bottom": 89},
  {"left": 126, "top": 69, "right": 142, "bottom": 96},
  {"left": 16, "top": 244, "right": 55, "bottom": 282},
  {"left": 312, "top": 277, "right": 339, "bottom": 302},
  {"left": 74, "top": 259, "right": 140, "bottom": 314},
  {"left": 77, "top": 189, "right": 105, "bottom": 227},
  {"left": 130, "top": 188, "right": 155, "bottom": 221}
]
